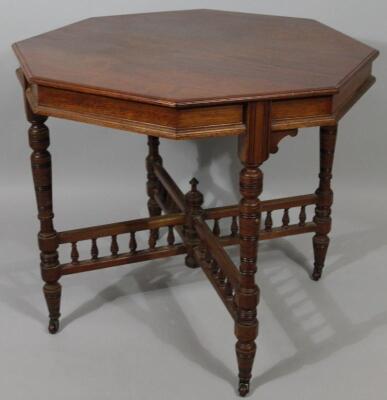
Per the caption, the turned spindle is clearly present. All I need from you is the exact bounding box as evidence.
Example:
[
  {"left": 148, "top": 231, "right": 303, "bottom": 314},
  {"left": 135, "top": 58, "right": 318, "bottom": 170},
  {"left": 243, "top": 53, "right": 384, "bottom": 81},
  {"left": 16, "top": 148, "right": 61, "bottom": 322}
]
[
  {"left": 148, "top": 229, "right": 157, "bottom": 249},
  {"left": 129, "top": 231, "right": 137, "bottom": 253},
  {"left": 167, "top": 226, "right": 175, "bottom": 246},
  {"left": 231, "top": 216, "right": 238, "bottom": 237},
  {"left": 213, "top": 219, "right": 220, "bottom": 237},
  {"left": 111, "top": 235, "right": 119, "bottom": 256},
  {"left": 217, "top": 268, "right": 226, "bottom": 288},
  {"left": 264, "top": 211, "right": 273, "bottom": 232},
  {"left": 282, "top": 208, "right": 290, "bottom": 227},
  {"left": 71, "top": 242, "right": 79, "bottom": 264},
  {"left": 225, "top": 278, "right": 234, "bottom": 301},
  {"left": 210, "top": 259, "right": 219, "bottom": 276},
  {"left": 91, "top": 238, "right": 99, "bottom": 260},
  {"left": 299, "top": 205, "right": 307, "bottom": 226}
]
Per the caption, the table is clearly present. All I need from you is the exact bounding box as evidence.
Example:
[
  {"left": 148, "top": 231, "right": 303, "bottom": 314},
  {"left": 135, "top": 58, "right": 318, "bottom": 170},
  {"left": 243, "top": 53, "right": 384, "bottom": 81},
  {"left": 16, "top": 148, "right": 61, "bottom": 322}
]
[{"left": 13, "top": 9, "right": 378, "bottom": 396}]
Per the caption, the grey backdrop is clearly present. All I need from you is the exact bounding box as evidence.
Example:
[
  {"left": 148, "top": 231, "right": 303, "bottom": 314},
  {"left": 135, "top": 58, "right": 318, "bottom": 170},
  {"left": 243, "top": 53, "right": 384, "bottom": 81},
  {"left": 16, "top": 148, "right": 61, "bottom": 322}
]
[{"left": 0, "top": 2, "right": 386, "bottom": 400}]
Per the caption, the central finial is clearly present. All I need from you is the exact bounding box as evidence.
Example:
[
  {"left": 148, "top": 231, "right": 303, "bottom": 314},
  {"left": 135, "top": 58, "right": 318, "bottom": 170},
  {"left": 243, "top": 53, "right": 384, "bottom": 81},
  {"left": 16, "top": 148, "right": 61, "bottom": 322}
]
[{"left": 189, "top": 177, "right": 199, "bottom": 192}]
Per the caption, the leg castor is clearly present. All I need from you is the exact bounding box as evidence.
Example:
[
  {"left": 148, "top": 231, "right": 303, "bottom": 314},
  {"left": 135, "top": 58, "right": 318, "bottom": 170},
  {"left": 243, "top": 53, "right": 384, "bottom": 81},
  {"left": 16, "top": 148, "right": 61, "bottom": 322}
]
[
  {"left": 312, "top": 269, "right": 322, "bottom": 281},
  {"left": 48, "top": 318, "right": 60, "bottom": 334},
  {"left": 238, "top": 380, "right": 250, "bottom": 397}
]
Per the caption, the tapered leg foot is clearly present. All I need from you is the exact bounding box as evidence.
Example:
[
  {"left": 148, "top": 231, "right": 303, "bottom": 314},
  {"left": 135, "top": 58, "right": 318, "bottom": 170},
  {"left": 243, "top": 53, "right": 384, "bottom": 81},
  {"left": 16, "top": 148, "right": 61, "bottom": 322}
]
[
  {"left": 43, "top": 282, "right": 61, "bottom": 334},
  {"left": 236, "top": 341, "right": 256, "bottom": 397},
  {"left": 312, "top": 234, "right": 329, "bottom": 281},
  {"left": 238, "top": 380, "right": 250, "bottom": 397}
]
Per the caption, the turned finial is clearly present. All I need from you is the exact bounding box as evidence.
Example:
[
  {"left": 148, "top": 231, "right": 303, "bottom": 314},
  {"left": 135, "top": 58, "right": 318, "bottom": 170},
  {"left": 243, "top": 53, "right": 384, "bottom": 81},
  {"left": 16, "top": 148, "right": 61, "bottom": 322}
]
[
  {"left": 185, "top": 177, "right": 203, "bottom": 209},
  {"left": 189, "top": 177, "right": 199, "bottom": 192}
]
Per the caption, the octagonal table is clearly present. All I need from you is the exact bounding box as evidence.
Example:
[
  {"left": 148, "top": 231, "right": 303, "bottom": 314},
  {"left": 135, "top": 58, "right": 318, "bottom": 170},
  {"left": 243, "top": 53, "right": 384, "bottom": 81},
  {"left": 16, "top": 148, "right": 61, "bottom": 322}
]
[{"left": 13, "top": 9, "right": 379, "bottom": 396}]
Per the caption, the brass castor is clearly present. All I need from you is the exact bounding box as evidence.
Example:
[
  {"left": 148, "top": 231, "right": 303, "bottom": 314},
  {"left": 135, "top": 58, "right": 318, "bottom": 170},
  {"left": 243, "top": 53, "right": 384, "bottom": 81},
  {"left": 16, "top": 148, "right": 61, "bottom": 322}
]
[
  {"left": 312, "top": 268, "right": 322, "bottom": 281},
  {"left": 238, "top": 380, "right": 250, "bottom": 397},
  {"left": 48, "top": 318, "right": 59, "bottom": 334}
]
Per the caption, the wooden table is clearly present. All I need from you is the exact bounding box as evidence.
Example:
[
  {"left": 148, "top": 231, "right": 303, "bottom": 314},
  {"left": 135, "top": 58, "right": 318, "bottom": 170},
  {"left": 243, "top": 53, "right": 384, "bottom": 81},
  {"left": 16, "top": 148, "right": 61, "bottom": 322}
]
[{"left": 13, "top": 10, "right": 378, "bottom": 396}]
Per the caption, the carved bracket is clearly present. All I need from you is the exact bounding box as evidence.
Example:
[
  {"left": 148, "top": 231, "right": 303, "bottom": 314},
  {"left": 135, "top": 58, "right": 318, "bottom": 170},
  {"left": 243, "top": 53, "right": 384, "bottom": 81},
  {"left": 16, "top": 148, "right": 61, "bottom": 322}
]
[{"left": 270, "top": 129, "right": 298, "bottom": 154}]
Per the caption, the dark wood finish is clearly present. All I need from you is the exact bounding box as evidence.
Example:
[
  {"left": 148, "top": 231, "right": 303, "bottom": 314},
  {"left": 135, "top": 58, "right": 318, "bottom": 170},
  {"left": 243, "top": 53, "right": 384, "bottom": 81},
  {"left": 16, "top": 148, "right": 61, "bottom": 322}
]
[
  {"left": 25, "top": 102, "right": 61, "bottom": 334},
  {"left": 61, "top": 244, "right": 187, "bottom": 275},
  {"left": 146, "top": 136, "right": 163, "bottom": 247},
  {"left": 205, "top": 193, "right": 318, "bottom": 219},
  {"left": 270, "top": 129, "right": 298, "bottom": 154},
  {"left": 260, "top": 222, "right": 316, "bottom": 241},
  {"left": 235, "top": 101, "right": 268, "bottom": 396},
  {"left": 58, "top": 213, "right": 185, "bottom": 243},
  {"left": 193, "top": 217, "right": 240, "bottom": 287},
  {"left": 312, "top": 125, "right": 338, "bottom": 280},
  {"left": 14, "top": 10, "right": 378, "bottom": 397},
  {"left": 14, "top": 10, "right": 378, "bottom": 139},
  {"left": 193, "top": 247, "right": 237, "bottom": 320},
  {"left": 153, "top": 161, "right": 185, "bottom": 212},
  {"left": 184, "top": 178, "right": 204, "bottom": 268},
  {"left": 13, "top": 10, "right": 378, "bottom": 107},
  {"left": 23, "top": 84, "right": 245, "bottom": 139}
]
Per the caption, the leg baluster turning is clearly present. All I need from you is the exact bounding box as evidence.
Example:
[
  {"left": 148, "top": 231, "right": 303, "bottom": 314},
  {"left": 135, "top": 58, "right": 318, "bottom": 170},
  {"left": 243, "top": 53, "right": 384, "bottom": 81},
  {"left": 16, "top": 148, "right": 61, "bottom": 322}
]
[
  {"left": 146, "top": 136, "right": 163, "bottom": 244},
  {"left": 28, "top": 114, "right": 61, "bottom": 333},
  {"left": 236, "top": 165, "right": 262, "bottom": 396},
  {"left": 184, "top": 178, "right": 204, "bottom": 268},
  {"left": 312, "top": 125, "right": 338, "bottom": 281}
]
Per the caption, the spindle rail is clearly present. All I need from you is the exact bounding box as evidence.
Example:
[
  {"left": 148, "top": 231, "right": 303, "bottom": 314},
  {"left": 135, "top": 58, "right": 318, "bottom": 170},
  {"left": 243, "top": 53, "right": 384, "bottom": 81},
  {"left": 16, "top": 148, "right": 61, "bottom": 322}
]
[{"left": 55, "top": 164, "right": 318, "bottom": 294}]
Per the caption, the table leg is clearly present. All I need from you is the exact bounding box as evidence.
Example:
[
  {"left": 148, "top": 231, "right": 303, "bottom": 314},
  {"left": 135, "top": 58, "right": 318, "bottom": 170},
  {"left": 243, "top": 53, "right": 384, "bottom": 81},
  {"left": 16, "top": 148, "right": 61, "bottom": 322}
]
[
  {"left": 312, "top": 125, "right": 338, "bottom": 280},
  {"left": 146, "top": 136, "right": 162, "bottom": 245},
  {"left": 235, "top": 102, "right": 267, "bottom": 396},
  {"left": 27, "top": 112, "right": 61, "bottom": 334},
  {"left": 236, "top": 164, "right": 261, "bottom": 396}
]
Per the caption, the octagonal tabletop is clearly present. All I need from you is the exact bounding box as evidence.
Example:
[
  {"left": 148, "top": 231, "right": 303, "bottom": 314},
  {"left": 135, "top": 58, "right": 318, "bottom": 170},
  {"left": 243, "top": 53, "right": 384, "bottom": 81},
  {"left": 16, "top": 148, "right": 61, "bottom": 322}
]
[{"left": 13, "top": 9, "right": 378, "bottom": 108}]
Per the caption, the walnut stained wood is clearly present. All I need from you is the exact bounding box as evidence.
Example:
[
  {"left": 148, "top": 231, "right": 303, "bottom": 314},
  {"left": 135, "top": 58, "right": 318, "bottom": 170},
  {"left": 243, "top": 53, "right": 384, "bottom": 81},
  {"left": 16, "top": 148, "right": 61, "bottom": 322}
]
[
  {"left": 14, "top": 10, "right": 378, "bottom": 139},
  {"left": 13, "top": 9, "right": 378, "bottom": 397}
]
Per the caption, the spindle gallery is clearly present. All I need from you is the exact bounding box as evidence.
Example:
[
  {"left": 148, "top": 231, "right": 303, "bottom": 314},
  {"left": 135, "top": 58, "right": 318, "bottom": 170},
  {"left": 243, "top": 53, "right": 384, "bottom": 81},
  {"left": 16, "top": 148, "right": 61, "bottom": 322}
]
[{"left": 13, "top": 10, "right": 378, "bottom": 396}]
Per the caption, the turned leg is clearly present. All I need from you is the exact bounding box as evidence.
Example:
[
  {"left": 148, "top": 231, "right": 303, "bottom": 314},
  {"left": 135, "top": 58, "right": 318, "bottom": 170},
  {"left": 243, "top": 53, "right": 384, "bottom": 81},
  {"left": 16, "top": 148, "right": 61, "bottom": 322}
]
[
  {"left": 234, "top": 102, "right": 269, "bottom": 396},
  {"left": 312, "top": 125, "right": 338, "bottom": 281},
  {"left": 28, "top": 114, "right": 61, "bottom": 333},
  {"left": 184, "top": 178, "right": 204, "bottom": 268},
  {"left": 235, "top": 165, "right": 261, "bottom": 396},
  {"left": 146, "top": 136, "right": 163, "bottom": 245}
]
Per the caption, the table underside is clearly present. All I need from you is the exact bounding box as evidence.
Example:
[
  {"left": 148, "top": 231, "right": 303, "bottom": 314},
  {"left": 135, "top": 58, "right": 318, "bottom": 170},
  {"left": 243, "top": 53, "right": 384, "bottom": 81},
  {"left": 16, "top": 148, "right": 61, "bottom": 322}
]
[{"left": 57, "top": 159, "right": 318, "bottom": 319}]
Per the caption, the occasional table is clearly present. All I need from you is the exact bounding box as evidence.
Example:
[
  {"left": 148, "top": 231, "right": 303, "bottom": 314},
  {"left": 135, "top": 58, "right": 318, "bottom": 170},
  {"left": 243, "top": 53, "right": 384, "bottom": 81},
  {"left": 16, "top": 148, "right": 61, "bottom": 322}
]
[{"left": 13, "top": 10, "right": 378, "bottom": 396}]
